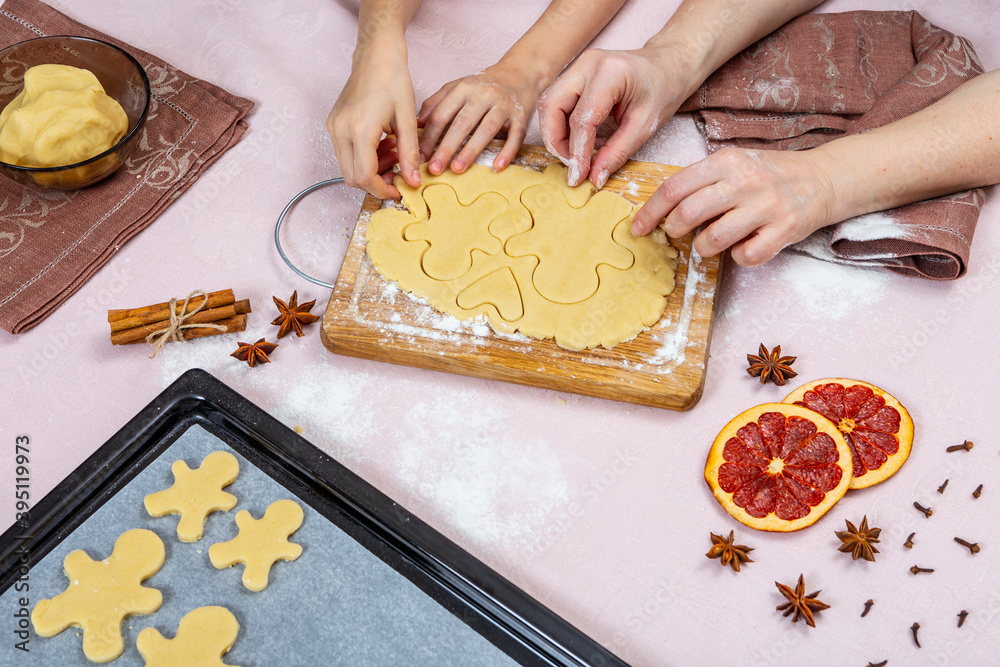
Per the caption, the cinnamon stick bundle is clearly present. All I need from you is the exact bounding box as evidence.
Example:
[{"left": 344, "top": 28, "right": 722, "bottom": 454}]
[
  {"left": 109, "top": 289, "right": 250, "bottom": 348},
  {"left": 112, "top": 300, "right": 251, "bottom": 345},
  {"left": 108, "top": 289, "right": 235, "bottom": 332}
]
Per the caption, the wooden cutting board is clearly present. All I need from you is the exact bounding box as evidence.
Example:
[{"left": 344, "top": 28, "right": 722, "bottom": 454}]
[{"left": 321, "top": 143, "right": 724, "bottom": 410}]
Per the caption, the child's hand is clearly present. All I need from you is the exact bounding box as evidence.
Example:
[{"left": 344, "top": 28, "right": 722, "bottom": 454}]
[
  {"left": 632, "top": 148, "right": 838, "bottom": 267},
  {"left": 417, "top": 66, "right": 535, "bottom": 175},
  {"left": 327, "top": 41, "right": 421, "bottom": 200}
]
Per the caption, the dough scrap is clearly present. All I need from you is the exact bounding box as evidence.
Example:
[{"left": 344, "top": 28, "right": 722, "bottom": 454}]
[
  {"left": 31, "top": 529, "right": 165, "bottom": 663},
  {"left": 208, "top": 499, "right": 304, "bottom": 592},
  {"left": 366, "top": 162, "right": 678, "bottom": 350},
  {"left": 137, "top": 606, "right": 242, "bottom": 667},
  {"left": 144, "top": 451, "right": 240, "bottom": 543},
  {"left": 0, "top": 64, "right": 128, "bottom": 167}
]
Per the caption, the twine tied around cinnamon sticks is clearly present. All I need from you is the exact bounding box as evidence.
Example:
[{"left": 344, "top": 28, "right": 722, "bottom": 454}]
[
  {"left": 109, "top": 289, "right": 251, "bottom": 357},
  {"left": 144, "top": 291, "right": 225, "bottom": 358}
]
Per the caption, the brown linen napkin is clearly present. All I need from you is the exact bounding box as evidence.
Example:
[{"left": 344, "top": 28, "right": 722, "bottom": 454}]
[
  {"left": 0, "top": 0, "right": 253, "bottom": 333},
  {"left": 678, "top": 11, "right": 985, "bottom": 280}
]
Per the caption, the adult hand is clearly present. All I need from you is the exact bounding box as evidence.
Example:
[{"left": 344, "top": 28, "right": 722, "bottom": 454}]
[
  {"left": 417, "top": 66, "right": 535, "bottom": 175},
  {"left": 632, "top": 148, "right": 838, "bottom": 267},
  {"left": 537, "top": 47, "right": 694, "bottom": 189},
  {"left": 327, "top": 41, "right": 421, "bottom": 199}
]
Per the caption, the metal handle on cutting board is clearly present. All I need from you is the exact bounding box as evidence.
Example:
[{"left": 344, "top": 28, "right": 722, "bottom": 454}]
[{"left": 273, "top": 177, "right": 346, "bottom": 289}]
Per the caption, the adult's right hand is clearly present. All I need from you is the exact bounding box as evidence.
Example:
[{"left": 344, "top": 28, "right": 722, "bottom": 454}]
[
  {"left": 538, "top": 47, "right": 697, "bottom": 188},
  {"left": 537, "top": 47, "right": 695, "bottom": 190},
  {"left": 327, "top": 40, "right": 422, "bottom": 200}
]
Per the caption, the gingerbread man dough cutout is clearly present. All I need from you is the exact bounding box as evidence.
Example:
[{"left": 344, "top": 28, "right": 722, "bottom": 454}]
[
  {"left": 145, "top": 450, "right": 240, "bottom": 542},
  {"left": 209, "top": 499, "right": 304, "bottom": 591},
  {"left": 31, "top": 528, "right": 165, "bottom": 663},
  {"left": 402, "top": 184, "right": 505, "bottom": 281},
  {"left": 506, "top": 184, "right": 634, "bottom": 304},
  {"left": 137, "top": 606, "right": 242, "bottom": 667}
]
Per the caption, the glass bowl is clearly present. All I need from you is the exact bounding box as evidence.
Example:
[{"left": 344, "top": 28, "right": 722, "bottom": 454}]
[{"left": 0, "top": 35, "right": 150, "bottom": 190}]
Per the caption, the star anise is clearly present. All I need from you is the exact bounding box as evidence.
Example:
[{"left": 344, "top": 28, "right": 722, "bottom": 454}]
[
  {"left": 775, "top": 574, "right": 829, "bottom": 627},
  {"left": 836, "top": 515, "right": 881, "bottom": 562},
  {"left": 230, "top": 338, "right": 278, "bottom": 367},
  {"left": 271, "top": 291, "right": 319, "bottom": 338},
  {"left": 746, "top": 343, "right": 797, "bottom": 386},
  {"left": 706, "top": 531, "right": 755, "bottom": 572}
]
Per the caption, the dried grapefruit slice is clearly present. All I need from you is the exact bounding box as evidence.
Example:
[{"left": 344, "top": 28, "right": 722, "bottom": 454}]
[
  {"left": 705, "top": 404, "right": 853, "bottom": 532},
  {"left": 783, "top": 379, "right": 913, "bottom": 490}
]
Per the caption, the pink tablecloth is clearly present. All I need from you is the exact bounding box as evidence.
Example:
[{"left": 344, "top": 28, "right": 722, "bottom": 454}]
[{"left": 2, "top": 1, "right": 999, "bottom": 665}]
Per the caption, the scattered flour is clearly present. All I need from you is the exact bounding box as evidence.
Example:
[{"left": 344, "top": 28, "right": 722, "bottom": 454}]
[
  {"left": 646, "top": 247, "right": 708, "bottom": 369},
  {"left": 632, "top": 114, "right": 707, "bottom": 167},
  {"left": 833, "top": 211, "right": 909, "bottom": 243},
  {"left": 778, "top": 247, "right": 891, "bottom": 319},
  {"left": 473, "top": 146, "right": 501, "bottom": 168},
  {"left": 394, "top": 401, "right": 570, "bottom": 552},
  {"left": 372, "top": 277, "right": 533, "bottom": 346},
  {"left": 378, "top": 198, "right": 406, "bottom": 211},
  {"left": 380, "top": 279, "right": 399, "bottom": 302},
  {"left": 791, "top": 227, "right": 907, "bottom": 270}
]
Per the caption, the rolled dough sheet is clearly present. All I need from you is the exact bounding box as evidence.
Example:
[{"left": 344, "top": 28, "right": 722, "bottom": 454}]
[{"left": 366, "top": 162, "right": 678, "bottom": 351}]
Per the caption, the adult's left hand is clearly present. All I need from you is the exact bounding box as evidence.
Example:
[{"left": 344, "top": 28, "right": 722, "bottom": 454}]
[{"left": 631, "top": 147, "right": 838, "bottom": 267}]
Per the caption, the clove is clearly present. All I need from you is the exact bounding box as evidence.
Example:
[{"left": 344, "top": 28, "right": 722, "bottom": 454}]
[
  {"left": 954, "top": 537, "right": 981, "bottom": 555},
  {"left": 904, "top": 532, "right": 916, "bottom": 549},
  {"left": 867, "top": 662, "right": 888, "bottom": 667},
  {"left": 946, "top": 440, "right": 974, "bottom": 452},
  {"left": 938, "top": 479, "right": 949, "bottom": 493},
  {"left": 910, "top": 565, "right": 935, "bottom": 575},
  {"left": 973, "top": 484, "right": 983, "bottom": 499},
  {"left": 913, "top": 501, "right": 933, "bottom": 518},
  {"left": 958, "top": 610, "right": 968, "bottom": 628},
  {"left": 911, "top": 622, "right": 921, "bottom": 648},
  {"left": 862, "top": 599, "right": 874, "bottom": 618}
]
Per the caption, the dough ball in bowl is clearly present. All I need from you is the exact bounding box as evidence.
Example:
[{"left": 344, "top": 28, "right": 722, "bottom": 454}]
[
  {"left": 0, "top": 35, "right": 150, "bottom": 190},
  {"left": 0, "top": 64, "right": 129, "bottom": 168}
]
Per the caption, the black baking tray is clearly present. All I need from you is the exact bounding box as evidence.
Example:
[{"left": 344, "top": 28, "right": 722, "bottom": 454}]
[{"left": 0, "top": 368, "right": 627, "bottom": 666}]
